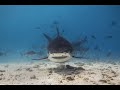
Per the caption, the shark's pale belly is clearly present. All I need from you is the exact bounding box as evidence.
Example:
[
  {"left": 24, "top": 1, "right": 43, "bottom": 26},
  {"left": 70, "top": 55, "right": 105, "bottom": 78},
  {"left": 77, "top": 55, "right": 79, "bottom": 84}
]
[{"left": 48, "top": 53, "right": 72, "bottom": 63}]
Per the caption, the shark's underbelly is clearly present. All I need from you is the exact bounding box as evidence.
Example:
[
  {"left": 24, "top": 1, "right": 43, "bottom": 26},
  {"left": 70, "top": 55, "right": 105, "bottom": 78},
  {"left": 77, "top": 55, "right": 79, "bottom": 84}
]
[{"left": 48, "top": 52, "right": 72, "bottom": 63}]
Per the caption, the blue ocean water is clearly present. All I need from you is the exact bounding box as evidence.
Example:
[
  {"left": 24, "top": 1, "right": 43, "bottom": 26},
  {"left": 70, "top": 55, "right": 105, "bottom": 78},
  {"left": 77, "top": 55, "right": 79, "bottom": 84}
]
[{"left": 0, "top": 5, "right": 120, "bottom": 63}]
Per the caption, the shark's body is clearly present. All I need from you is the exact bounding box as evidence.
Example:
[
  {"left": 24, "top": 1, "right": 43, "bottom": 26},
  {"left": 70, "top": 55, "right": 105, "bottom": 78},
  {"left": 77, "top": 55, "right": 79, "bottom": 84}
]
[
  {"left": 43, "top": 27, "right": 73, "bottom": 63},
  {"left": 32, "top": 25, "right": 88, "bottom": 63}
]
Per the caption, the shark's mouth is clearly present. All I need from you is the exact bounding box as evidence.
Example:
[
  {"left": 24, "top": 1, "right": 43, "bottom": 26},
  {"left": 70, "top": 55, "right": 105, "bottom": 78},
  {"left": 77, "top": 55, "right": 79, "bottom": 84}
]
[
  {"left": 52, "top": 56, "right": 67, "bottom": 59},
  {"left": 48, "top": 52, "right": 71, "bottom": 63}
]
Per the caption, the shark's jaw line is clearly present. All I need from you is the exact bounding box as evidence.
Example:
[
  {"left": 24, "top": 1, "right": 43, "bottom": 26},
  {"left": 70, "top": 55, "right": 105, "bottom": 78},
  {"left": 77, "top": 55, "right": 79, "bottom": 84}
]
[{"left": 48, "top": 52, "right": 71, "bottom": 63}]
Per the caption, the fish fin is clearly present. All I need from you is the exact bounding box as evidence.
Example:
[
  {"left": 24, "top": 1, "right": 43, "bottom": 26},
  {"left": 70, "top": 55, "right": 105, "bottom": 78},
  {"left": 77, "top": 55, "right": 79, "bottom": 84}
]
[
  {"left": 72, "top": 55, "right": 89, "bottom": 59},
  {"left": 72, "top": 56, "right": 83, "bottom": 58},
  {"left": 32, "top": 57, "right": 48, "bottom": 60},
  {"left": 56, "top": 26, "right": 60, "bottom": 37},
  {"left": 43, "top": 33, "right": 52, "bottom": 42},
  {"left": 53, "top": 21, "right": 60, "bottom": 36}
]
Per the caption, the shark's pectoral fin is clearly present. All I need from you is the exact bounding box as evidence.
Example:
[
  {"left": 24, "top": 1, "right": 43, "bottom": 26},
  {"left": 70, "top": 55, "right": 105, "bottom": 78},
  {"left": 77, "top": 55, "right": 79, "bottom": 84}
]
[
  {"left": 72, "top": 55, "right": 89, "bottom": 59},
  {"left": 72, "top": 55, "right": 83, "bottom": 58},
  {"left": 43, "top": 33, "right": 52, "bottom": 42},
  {"left": 32, "top": 57, "right": 48, "bottom": 60}
]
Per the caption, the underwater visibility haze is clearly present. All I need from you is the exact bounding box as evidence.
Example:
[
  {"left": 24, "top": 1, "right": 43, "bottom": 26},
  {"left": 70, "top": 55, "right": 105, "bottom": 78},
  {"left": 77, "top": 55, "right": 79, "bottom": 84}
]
[{"left": 0, "top": 5, "right": 120, "bottom": 63}]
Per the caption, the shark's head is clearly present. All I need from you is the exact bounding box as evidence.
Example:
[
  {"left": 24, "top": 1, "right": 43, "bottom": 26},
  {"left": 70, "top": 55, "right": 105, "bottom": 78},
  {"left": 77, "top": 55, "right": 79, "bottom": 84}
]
[{"left": 43, "top": 26, "right": 73, "bottom": 63}]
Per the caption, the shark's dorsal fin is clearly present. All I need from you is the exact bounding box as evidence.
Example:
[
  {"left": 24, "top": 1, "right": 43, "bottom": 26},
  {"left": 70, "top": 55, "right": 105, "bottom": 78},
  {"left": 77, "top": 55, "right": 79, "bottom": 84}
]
[
  {"left": 53, "top": 20, "right": 60, "bottom": 37},
  {"left": 43, "top": 33, "right": 52, "bottom": 42},
  {"left": 56, "top": 25, "right": 60, "bottom": 37},
  {"left": 56, "top": 27, "right": 60, "bottom": 37}
]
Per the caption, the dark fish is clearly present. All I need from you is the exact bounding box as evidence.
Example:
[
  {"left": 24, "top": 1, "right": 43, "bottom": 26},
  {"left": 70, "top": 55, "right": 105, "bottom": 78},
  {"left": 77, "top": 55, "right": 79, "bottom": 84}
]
[
  {"left": 111, "top": 21, "right": 117, "bottom": 26},
  {"left": 22, "top": 51, "right": 36, "bottom": 56},
  {"left": 106, "top": 51, "right": 112, "bottom": 57},
  {"left": 0, "top": 52, "right": 7, "bottom": 56},
  {"left": 53, "top": 21, "right": 59, "bottom": 25},
  {"left": 104, "top": 35, "right": 112, "bottom": 39},
  {"left": 26, "top": 51, "right": 36, "bottom": 54},
  {"left": 94, "top": 45, "right": 100, "bottom": 50},
  {"left": 62, "top": 29, "right": 64, "bottom": 33},
  {"left": 35, "top": 27, "right": 40, "bottom": 30},
  {"left": 22, "top": 50, "right": 44, "bottom": 57},
  {"left": 0, "top": 52, "right": 5, "bottom": 56},
  {"left": 91, "top": 35, "right": 96, "bottom": 39}
]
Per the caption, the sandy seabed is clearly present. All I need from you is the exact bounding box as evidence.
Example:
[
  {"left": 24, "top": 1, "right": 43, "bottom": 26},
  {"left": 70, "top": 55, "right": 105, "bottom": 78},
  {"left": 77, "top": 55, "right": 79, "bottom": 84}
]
[{"left": 0, "top": 58, "right": 120, "bottom": 85}]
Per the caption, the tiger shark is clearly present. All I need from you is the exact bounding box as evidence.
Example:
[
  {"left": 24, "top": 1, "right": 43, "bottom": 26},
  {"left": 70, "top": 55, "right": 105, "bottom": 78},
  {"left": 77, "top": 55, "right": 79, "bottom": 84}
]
[{"left": 32, "top": 25, "right": 88, "bottom": 63}]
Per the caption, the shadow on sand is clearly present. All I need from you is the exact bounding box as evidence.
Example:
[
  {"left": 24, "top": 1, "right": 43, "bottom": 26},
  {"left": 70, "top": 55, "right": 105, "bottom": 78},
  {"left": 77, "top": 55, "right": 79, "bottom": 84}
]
[{"left": 48, "top": 64, "right": 85, "bottom": 75}]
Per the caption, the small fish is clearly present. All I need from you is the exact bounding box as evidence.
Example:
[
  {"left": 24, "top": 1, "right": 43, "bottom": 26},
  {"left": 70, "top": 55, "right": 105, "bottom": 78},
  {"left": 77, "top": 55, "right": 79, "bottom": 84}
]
[
  {"left": 25, "top": 51, "right": 36, "bottom": 55},
  {"left": 21, "top": 50, "right": 44, "bottom": 56},
  {"left": 106, "top": 51, "right": 112, "bottom": 57},
  {"left": 53, "top": 21, "right": 59, "bottom": 25},
  {"left": 21, "top": 51, "right": 36, "bottom": 56},
  {"left": 94, "top": 45, "right": 99, "bottom": 50},
  {"left": 0, "top": 52, "right": 4, "bottom": 56},
  {"left": 35, "top": 27, "right": 40, "bottom": 30},
  {"left": 111, "top": 20, "right": 117, "bottom": 26},
  {"left": 94, "top": 45, "right": 101, "bottom": 51},
  {"left": 62, "top": 29, "right": 64, "bottom": 33},
  {"left": 104, "top": 35, "right": 112, "bottom": 39},
  {"left": 91, "top": 35, "right": 96, "bottom": 39},
  {"left": 0, "top": 52, "right": 6, "bottom": 56}
]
